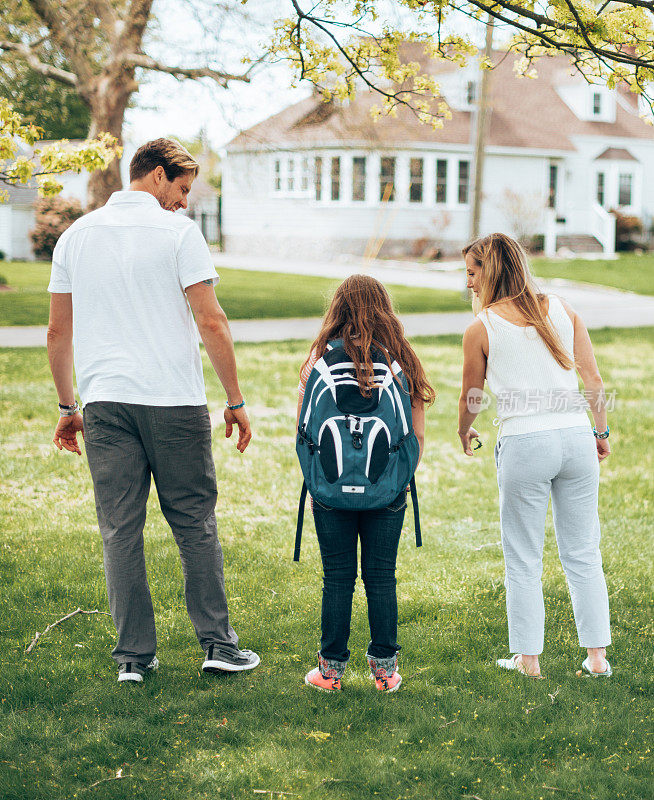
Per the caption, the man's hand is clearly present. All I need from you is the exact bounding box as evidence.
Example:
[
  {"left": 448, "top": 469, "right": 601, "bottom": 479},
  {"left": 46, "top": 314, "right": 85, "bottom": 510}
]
[
  {"left": 224, "top": 406, "right": 252, "bottom": 453},
  {"left": 53, "top": 412, "right": 84, "bottom": 456}
]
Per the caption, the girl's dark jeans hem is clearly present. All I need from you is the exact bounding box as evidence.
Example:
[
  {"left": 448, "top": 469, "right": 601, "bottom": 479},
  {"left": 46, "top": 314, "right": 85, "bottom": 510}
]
[{"left": 313, "top": 493, "right": 406, "bottom": 664}]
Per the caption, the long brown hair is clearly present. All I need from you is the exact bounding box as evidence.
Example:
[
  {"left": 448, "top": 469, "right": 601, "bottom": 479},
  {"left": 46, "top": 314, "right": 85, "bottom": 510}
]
[
  {"left": 302, "top": 274, "right": 435, "bottom": 405},
  {"left": 462, "top": 233, "right": 574, "bottom": 370}
]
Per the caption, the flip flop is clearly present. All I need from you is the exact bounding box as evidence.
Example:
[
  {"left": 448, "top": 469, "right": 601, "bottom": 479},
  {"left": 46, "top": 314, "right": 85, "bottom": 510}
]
[
  {"left": 582, "top": 656, "right": 612, "bottom": 677},
  {"left": 496, "top": 654, "right": 543, "bottom": 679}
]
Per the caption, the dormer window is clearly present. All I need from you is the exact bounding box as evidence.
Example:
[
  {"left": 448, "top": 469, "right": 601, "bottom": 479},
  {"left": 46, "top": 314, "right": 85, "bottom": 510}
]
[{"left": 592, "top": 92, "right": 602, "bottom": 116}]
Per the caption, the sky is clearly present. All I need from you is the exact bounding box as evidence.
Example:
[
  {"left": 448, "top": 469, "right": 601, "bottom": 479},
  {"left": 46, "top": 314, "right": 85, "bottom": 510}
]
[{"left": 123, "top": 0, "right": 490, "bottom": 152}]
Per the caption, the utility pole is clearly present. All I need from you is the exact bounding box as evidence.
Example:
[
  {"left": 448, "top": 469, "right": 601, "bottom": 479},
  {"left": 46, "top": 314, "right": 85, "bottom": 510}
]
[{"left": 469, "top": 17, "right": 495, "bottom": 242}]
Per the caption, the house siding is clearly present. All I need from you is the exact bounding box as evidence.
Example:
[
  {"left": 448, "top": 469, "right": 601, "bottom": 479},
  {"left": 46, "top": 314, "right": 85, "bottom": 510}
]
[{"left": 223, "top": 148, "right": 557, "bottom": 257}]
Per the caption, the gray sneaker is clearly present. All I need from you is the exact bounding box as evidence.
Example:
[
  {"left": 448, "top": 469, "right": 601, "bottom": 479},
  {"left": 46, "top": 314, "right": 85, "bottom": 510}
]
[
  {"left": 202, "top": 644, "right": 260, "bottom": 673},
  {"left": 118, "top": 656, "right": 159, "bottom": 683}
]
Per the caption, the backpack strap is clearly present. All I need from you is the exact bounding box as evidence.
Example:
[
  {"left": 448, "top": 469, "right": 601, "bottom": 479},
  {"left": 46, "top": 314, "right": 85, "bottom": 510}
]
[
  {"left": 294, "top": 481, "right": 308, "bottom": 562},
  {"left": 409, "top": 476, "right": 422, "bottom": 548}
]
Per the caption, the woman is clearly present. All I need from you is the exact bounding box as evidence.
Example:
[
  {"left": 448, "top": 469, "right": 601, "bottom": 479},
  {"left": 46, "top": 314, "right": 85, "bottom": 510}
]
[
  {"left": 297, "top": 275, "right": 435, "bottom": 692},
  {"left": 458, "top": 233, "right": 612, "bottom": 678}
]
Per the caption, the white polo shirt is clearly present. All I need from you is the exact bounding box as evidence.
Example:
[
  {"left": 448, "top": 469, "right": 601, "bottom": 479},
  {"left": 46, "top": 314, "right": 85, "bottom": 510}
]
[{"left": 48, "top": 190, "right": 219, "bottom": 407}]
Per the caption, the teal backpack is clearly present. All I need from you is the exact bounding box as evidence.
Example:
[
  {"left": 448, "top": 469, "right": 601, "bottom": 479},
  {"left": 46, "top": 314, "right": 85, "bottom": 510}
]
[{"left": 294, "top": 339, "right": 421, "bottom": 561}]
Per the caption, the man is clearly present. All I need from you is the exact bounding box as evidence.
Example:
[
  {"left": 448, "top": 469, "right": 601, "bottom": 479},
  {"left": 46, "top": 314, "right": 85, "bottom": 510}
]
[{"left": 47, "top": 138, "right": 259, "bottom": 683}]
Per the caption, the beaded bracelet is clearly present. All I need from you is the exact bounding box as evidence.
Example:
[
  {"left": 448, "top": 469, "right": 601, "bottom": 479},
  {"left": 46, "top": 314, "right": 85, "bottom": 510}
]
[
  {"left": 226, "top": 399, "right": 245, "bottom": 411},
  {"left": 59, "top": 401, "right": 80, "bottom": 417}
]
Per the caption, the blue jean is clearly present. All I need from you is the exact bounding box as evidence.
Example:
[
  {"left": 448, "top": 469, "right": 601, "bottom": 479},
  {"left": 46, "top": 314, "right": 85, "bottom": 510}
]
[
  {"left": 495, "top": 426, "right": 611, "bottom": 655},
  {"left": 312, "top": 492, "right": 407, "bottom": 670}
]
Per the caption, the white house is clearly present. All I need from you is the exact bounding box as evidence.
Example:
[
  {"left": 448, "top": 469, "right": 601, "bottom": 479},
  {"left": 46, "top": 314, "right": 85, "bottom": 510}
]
[
  {"left": 0, "top": 182, "right": 38, "bottom": 261},
  {"left": 222, "top": 49, "right": 654, "bottom": 259}
]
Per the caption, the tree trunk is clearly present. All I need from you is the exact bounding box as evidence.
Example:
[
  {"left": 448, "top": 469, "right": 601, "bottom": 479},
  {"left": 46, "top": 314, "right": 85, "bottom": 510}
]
[{"left": 84, "top": 71, "right": 137, "bottom": 210}]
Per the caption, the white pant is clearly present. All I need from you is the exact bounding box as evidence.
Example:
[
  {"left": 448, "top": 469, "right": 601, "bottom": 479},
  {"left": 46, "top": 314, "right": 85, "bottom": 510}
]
[{"left": 495, "top": 426, "right": 611, "bottom": 655}]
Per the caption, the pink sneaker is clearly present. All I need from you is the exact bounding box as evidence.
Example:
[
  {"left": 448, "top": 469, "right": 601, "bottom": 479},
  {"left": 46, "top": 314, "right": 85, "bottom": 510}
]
[
  {"left": 372, "top": 669, "right": 402, "bottom": 692},
  {"left": 367, "top": 654, "right": 402, "bottom": 692},
  {"left": 304, "top": 667, "right": 342, "bottom": 692}
]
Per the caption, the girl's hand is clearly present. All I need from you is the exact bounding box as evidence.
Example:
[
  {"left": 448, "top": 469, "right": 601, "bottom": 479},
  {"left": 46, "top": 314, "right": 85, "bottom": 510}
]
[{"left": 458, "top": 427, "right": 481, "bottom": 456}]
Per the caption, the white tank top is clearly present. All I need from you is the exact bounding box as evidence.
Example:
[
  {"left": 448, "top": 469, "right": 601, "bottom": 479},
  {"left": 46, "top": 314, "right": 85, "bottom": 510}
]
[{"left": 478, "top": 295, "right": 590, "bottom": 437}]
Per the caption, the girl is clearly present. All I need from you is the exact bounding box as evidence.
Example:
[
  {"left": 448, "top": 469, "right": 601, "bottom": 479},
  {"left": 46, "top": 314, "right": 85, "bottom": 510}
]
[
  {"left": 297, "top": 274, "right": 435, "bottom": 692},
  {"left": 458, "top": 233, "right": 612, "bottom": 678}
]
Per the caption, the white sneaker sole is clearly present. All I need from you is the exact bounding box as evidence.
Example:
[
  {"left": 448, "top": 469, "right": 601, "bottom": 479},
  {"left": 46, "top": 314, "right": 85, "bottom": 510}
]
[
  {"left": 118, "top": 671, "right": 144, "bottom": 683},
  {"left": 202, "top": 653, "right": 260, "bottom": 673},
  {"left": 117, "top": 656, "right": 159, "bottom": 683}
]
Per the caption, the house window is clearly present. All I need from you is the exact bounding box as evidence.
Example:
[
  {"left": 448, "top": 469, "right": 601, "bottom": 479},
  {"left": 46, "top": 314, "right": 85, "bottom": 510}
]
[
  {"left": 618, "top": 173, "right": 633, "bottom": 206},
  {"left": 380, "top": 157, "right": 396, "bottom": 201},
  {"left": 409, "top": 158, "right": 423, "bottom": 203},
  {"left": 314, "top": 157, "right": 323, "bottom": 201},
  {"left": 596, "top": 172, "right": 605, "bottom": 206},
  {"left": 548, "top": 164, "right": 558, "bottom": 210},
  {"left": 300, "top": 157, "right": 309, "bottom": 192},
  {"left": 466, "top": 81, "right": 477, "bottom": 106},
  {"left": 436, "top": 159, "right": 447, "bottom": 204},
  {"left": 273, "top": 159, "right": 281, "bottom": 192},
  {"left": 457, "top": 160, "right": 470, "bottom": 204},
  {"left": 330, "top": 157, "right": 340, "bottom": 201},
  {"left": 287, "top": 158, "right": 295, "bottom": 192},
  {"left": 592, "top": 92, "right": 602, "bottom": 116},
  {"left": 352, "top": 156, "right": 366, "bottom": 202}
]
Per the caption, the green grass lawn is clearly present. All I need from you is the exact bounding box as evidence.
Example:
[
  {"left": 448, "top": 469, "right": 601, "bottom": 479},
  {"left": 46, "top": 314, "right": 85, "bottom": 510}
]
[
  {"left": 531, "top": 252, "right": 654, "bottom": 295},
  {"left": 0, "top": 329, "right": 652, "bottom": 800},
  {"left": 0, "top": 262, "right": 469, "bottom": 326}
]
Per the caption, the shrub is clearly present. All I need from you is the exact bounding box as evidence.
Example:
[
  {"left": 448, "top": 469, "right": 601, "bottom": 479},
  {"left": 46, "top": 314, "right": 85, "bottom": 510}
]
[
  {"left": 30, "top": 197, "right": 84, "bottom": 260},
  {"left": 610, "top": 209, "right": 643, "bottom": 251},
  {"left": 0, "top": 274, "right": 6, "bottom": 285},
  {"left": 0, "top": 250, "right": 5, "bottom": 261}
]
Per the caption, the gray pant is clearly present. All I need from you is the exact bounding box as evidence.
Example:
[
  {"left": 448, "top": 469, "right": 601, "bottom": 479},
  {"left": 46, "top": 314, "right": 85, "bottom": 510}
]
[
  {"left": 495, "top": 426, "right": 611, "bottom": 655},
  {"left": 84, "top": 402, "right": 238, "bottom": 665}
]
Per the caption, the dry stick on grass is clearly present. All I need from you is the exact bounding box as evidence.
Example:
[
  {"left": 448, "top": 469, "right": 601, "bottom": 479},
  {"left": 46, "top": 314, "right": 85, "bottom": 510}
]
[
  {"left": 26, "top": 607, "right": 112, "bottom": 653},
  {"left": 525, "top": 687, "right": 561, "bottom": 714},
  {"left": 88, "top": 771, "right": 127, "bottom": 789},
  {"left": 472, "top": 541, "right": 501, "bottom": 551}
]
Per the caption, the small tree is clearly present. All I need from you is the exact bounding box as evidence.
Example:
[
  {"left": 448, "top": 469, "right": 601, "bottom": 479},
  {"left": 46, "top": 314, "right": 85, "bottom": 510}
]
[
  {"left": 0, "top": 98, "right": 119, "bottom": 201},
  {"left": 30, "top": 196, "right": 84, "bottom": 259},
  {"left": 498, "top": 189, "right": 547, "bottom": 248}
]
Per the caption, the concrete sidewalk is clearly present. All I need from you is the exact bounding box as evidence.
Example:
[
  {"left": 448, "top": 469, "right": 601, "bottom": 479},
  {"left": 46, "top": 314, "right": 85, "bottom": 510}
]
[{"left": 1, "top": 255, "right": 652, "bottom": 347}]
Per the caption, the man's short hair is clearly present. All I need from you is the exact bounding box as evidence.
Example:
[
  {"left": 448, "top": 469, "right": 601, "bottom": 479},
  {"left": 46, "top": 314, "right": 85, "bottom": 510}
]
[{"left": 129, "top": 138, "right": 199, "bottom": 183}]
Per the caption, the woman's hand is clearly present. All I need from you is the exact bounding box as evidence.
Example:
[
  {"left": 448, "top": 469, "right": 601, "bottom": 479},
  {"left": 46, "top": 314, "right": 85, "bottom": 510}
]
[
  {"left": 596, "top": 437, "right": 610, "bottom": 462},
  {"left": 458, "top": 427, "right": 481, "bottom": 456}
]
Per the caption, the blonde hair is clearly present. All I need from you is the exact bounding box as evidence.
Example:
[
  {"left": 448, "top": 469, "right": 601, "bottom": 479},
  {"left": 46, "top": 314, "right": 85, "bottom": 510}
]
[
  {"left": 463, "top": 233, "right": 574, "bottom": 370},
  {"left": 129, "top": 138, "right": 199, "bottom": 182}
]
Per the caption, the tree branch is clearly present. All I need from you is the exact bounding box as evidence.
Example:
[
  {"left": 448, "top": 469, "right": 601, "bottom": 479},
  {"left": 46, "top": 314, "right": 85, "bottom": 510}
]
[
  {"left": 26, "top": 607, "right": 112, "bottom": 653},
  {"left": 288, "top": 0, "right": 446, "bottom": 124},
  {"left": 26, "top": 0, "right": 86, "bottom": 71},
  {"left": 0, "top": 40, "right": 77, "bottom": 86},
  {"left": 124, "top": 53, "right": 252, "bottom": 86},
  {"left": 116, "top": 0, "right": 155, "bottom": 55}
]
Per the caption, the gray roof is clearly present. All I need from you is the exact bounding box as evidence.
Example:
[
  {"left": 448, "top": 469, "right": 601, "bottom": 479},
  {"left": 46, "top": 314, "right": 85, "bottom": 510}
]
[{"left": 2, "top": 181, "right": 38, "bottom": 204}]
